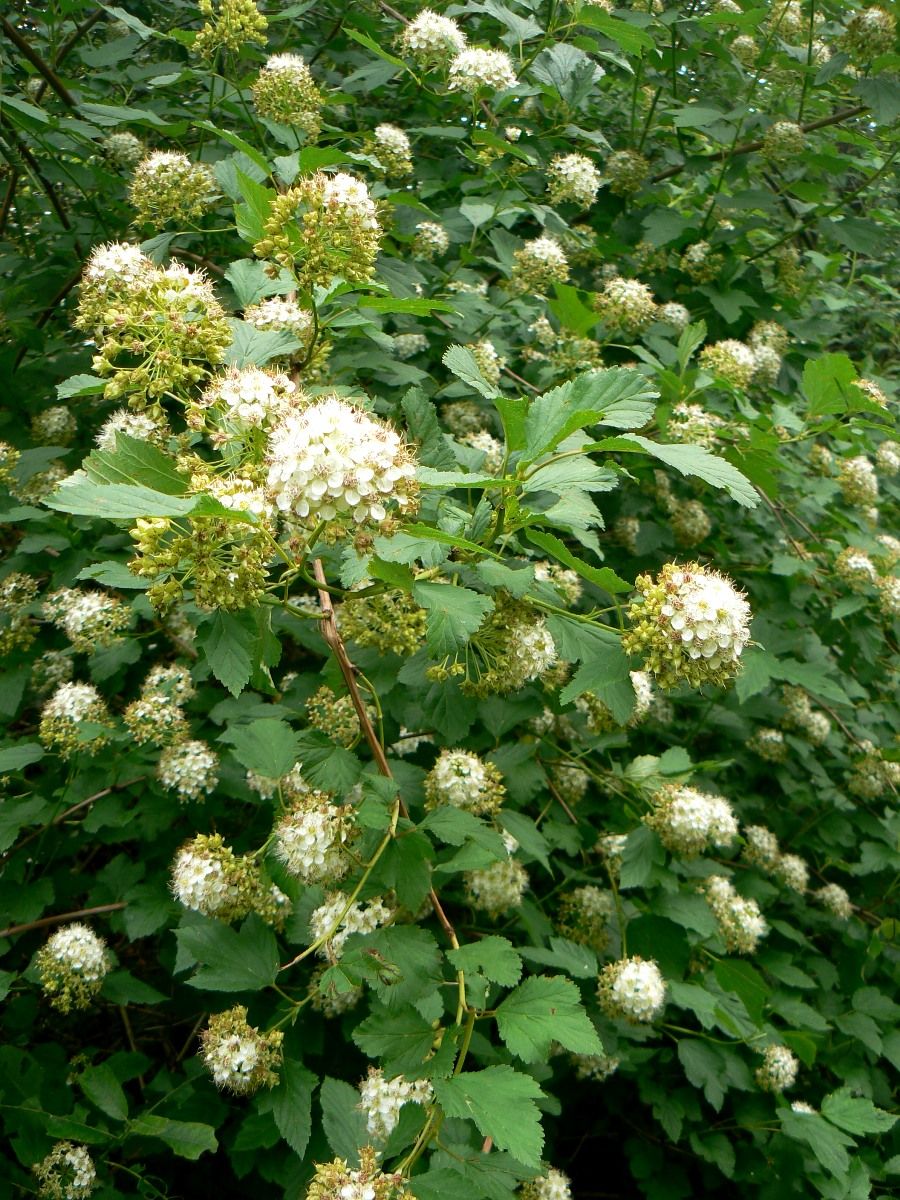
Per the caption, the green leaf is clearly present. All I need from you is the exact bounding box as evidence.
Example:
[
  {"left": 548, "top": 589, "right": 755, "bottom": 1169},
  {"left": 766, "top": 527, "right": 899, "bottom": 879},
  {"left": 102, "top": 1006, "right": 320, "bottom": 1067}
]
[
  {"left": 713, "top": 960, "right": 768, "bottom": 1026},
  {"left": 261, "top": 1059, "right": 315, "bottom": 1157},
  {"left": 44, "top": 479, "right": 252, "bottom": 522},
  {"left": 402, "top": 388, "right": 458, "bottom": 470},
  {"left": 222, "top": 718, "right": 301, "bottom": 779},
  {"left": 225, "top": 319, "right": 301, "bottom": 367},
  {"left": 353, "top": 1006, "right": 437, "bottom": 1073},
  {"left": 224, "top": 259, "right": 293, "bottom": 307},
  {"left": 320, "top": 1076, "right": 368, "bottom": 1163},
  {"left": 177, "top": 916, "right": 279, "bottom": 992},
  {"left": 362, "top": 296, "right": 454, "bottom": 315},
  {"left": 618, "top": 826, "right": 665, "bottom": 890},
  {"left": 412, "top": 582, "right": 494, "bottom": 658},
  {"left": 677, "top": 1040, "right": 727, "bottom": 1111},
  {"left": 523, "top": 368, "right": 656, "bottom": 461},
  {"left": 447, "top": 937, "right": 524, "bottom": 988},
  {"left": 553, "top": 620, "right": 632, "bottom": 720},
  {"left": 519, "top": 937, "right": 598, "bottom": 980},
  {"left": 345, "top": 26, "right": 407, "bottom": 68},
  {"left": 576, "top": 9, "right": 655, "bottom": 53},
  {"left": 612, "top": 436, "right": 758, "bottom": 508},
  {"left": 495, "top": 975, "right": 603, "bottom": 1062},
  {"left": 76, "top": 560, "right": 149, "bottom": 590},
  {"left": 433, "top": 1066, "right": 546, "bottom": 1167},
  {"left": 802, "top": 353, "right": 859, "bottom": 418},
  {"left": 442, "top": 345, "right": 501, "bottom": 400},
  {"left": 523, "top": 528, "right": 630, "bottom": 594},
  {"left": 56, "top": 374, "right": 106, "bottom": 400},
  {"left": 198, "top": 611, "right": 255, "bottom": 698},
  {"left": 82, "top": 434, "right": 188, "bottom": 494},
  {"left": 821, "top": 1089, "right": 897, "bottom": 1135},
  {"left": 0, "top": 743, "right": 44, "bottom": 772},
  {"left": 195, "top": 121, "right": 271, "bottom": 176},
  {"left": 130, "top": 1115, "right": 218, "bottom": 1160},
  {"left": 78, "top": 1064, "right": 129, "bottom": 1122},
  {"left": 779, "top": 1110, "right": 854, "bottom": 1177}
]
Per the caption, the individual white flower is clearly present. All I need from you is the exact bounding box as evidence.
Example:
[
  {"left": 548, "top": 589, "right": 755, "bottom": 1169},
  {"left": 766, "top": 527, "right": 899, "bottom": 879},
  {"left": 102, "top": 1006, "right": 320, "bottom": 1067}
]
[
  {"left": 547, "top": 153, "right": 602, "bottom": 207},
  {"left": 33, "top": 1141, "right": 97, "bottom": 1200},
  {"left": 658, "top": 301, "right": 691, "bottom": 331},
  {"left": 598, "top": 956, "right": 666, "bottom": 1023},
  {"left": 399, "top": 9, "right": 467, "bottom": 66},
  {"left": 157, "top": 739, "right": 219, "bottom": 801},
  {"left": 358, "top": 1068, "right": 434, "bottom": 1140},
  {"left": 774, "top": 852, "right": 809, "bottom": 894},
  {"left": 756, "top": 1044, "right": 799, "bottom": 1092},
  {"left": 95, "top": 409, "right": 162, "bottom": 451},
  {"left": 200, "top": 366, "right": 296, "bottom": 431},
  {"left": 645, "top": 784, "right": 738, "bottom": 859},
  {"left": 425, "top": 748, "right": 506, "bottom": 815},
  {"left": 701, "top": 875, "right": 769, "bottom": 955},
  {"left": 623, "top": 562, "right": 752, "bottom": 690},
  {"left": 465, "top": 858, "right": 529, "bottom": 917},
  {"left": 815, "top": 882, "right": 853, "bottom": 919},
  {"left": 273, "top": 793, "right": 355, "bottom": 884},
  {"left": 449, "top": 47, "right": 519, "bottom": 93},
  {"left": 309, "top": 893, "right": 393, "bottom": 961},
  {"left": 35, "top": 924, "right": 111, "bottom": 1014},
  {"left": 266, "top": 395, "right": 418, "bottom": 526}
]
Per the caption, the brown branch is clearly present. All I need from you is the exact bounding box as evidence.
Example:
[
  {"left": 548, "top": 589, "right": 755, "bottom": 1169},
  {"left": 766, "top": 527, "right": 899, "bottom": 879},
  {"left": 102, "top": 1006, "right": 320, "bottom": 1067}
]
[
  {"left": 502, "top": 366, "right": 539, "bottom": 393},
  {"left": 311, "top": 558, "right": 461, "bottom": 950},
  {"left": 1, "top": 17, "right": 76, "bottom": 108},
  {"left": 0, "top": 902, "right": 126, "bottom": 940},
  {"left": 0, "top": 118, "right": 79, "bottom": 247},
  {"left": 650, "top": 105, "right": 869, "bottom": 184},
  {"left": 0, "top": 169, "right": 19, "bottom": 237}
]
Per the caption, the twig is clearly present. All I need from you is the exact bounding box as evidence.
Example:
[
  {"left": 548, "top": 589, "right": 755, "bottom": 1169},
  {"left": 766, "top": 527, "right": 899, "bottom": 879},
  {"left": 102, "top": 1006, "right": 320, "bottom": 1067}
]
[
  {"left": 0, "top": 902, "right": 126, "bottom": 940},
  {"left": 502, "top": 366, "right": 539, "bottom": 393}
]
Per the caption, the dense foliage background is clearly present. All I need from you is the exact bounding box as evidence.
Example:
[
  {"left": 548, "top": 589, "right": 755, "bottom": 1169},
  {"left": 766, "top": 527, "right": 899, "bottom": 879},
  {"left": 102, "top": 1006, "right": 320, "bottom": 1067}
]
[{"left": 1, "top": 1, "right": 898, "bottom": 1198}]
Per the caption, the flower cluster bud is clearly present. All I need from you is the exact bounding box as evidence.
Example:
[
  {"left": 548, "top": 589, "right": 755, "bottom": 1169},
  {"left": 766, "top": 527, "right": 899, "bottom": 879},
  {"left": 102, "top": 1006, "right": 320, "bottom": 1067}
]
[
  {"left": 309, "top": 893, "right": 394, "bottom": 961},
  {"left": 193, "top": 0, "right": 267, "bottom": 57},
  {"left": 425, "top": 748, "right": 506, "bottom": 815},
  {"left": 399, "top": 10, "right": 467, "bottom": 68},
  {"left": 598, "top": 955, "right": 666, "bottom": 1023},
  {"left": 557, "top": 885, "right": 614, "bottom": 951},
  {"left": 749, "top": 320, "right": 790, "bottom": 355},
  {"left": 43, "top": 587, "right": 130, "bottom": 653},
  {"left": 622, "top": 562, "right": 751, "bottom": 690},
  {"left": 200, "top": 1006, "right": 283, "bottom": 1094},
  {"left": 306, "top": 1146, "right": 413, "bottom": 1200},
  {"left": 700, "top": 875, "right": 769, "bottom": 955},
  {"left": 699, "top": 339, "right": 757, "bottom": 389},
  {"left": 669, "top": 499, "right": 712, "bottom": 547},
  {"left": 129, "top": 151, "right": 216, "bottom": 226},
  {"left": 876, "top": 575, "right": 900, "bottom": 619},
  {"left": 645, "top": 784, "right": 739, "bottom": 859},
  {"left": 372, "top": 124, "right": 413, "bottom": 177},
  {"left": 252, "top": 54, "right": 322, "bottom": 136},
  {"left": 39, "top": 683, "right": 113, "bottom": 757},
  {"left": 255, "top": 173, "right": 381, "bottom": 289},
  {"left": 748, "top": 727, "right": 788, "bottom": 762},
  {"left": 594, "top": 277, "right": 657, "bottom": 336},
  {"left": 338, "top": 590, "right": 427, "bottom": 657},
  {"left": 267, "top": 395, "right": 417, "bottom": 528},
  {"left": 756, "top": 1044, "right": 799, "bottom": 1092},
  {"left": 510, "top": 236, "right": 570, "bottom": 294},
  {"left": 681, "top": 240, "right": 722, "bottom": 283},
  {"left": 457, "top": 598, "right": 558, "bottom": 696},
  {"left": 102, "top": 130, "right": 144, "bottom": 169},
  {"left": 358, "top": 1068, "right": 434, "bottom": 1140},
  {"left": 448, "top": 47, "right": 519, "bottom": 93},
  {"left": 846, "top": 740, "right": 900, "bottom": 799},
  {"left": 780, "top": 686, "right": 831, "bottom": 745},
  {"left": 605, "top": 149, "right": 649, "bottom": 196},
  {"left": 305, "top": 685, "right": 366, "bottom": 748},
  {"left": 171, "top": 834, "right": 289, "bottom": 926},
  {"left": 837, "top": 455, "right": 878, "bottom": 507},
  {"left": 465, "top": 856, "right": 529, "bottom": 917},
  {"left": 815, "top": 882, "right": 853, "bottom": 919},
  {"left": 36, "top": 924, "right": 111, "bottom": 1013},
  {"left": 0, "top": 571, "right": 38, "bottom": 655},
  {"left": 842, "top": 6, "right": 896, "bottom": 60},
  {"left": 760, "top": 120, "right": 806, "bottom": 164},
  {"left": 572, "top": 1052, "right": 620, "bottom": 1081},
  {"left": 33, "top": 1142, "right": 97, "bottom": 1200},
  {"left": 273, "top": 791, "right": 356, "bottom": 884},
  {"left": 658, "top": 301, "right": 691, "bottom": 331},
  {"left": 547, "top": 153, "right": 602, "bottom": 207},
  {"left": 731, "top": 34, "right": 758, "bottom": 64}
]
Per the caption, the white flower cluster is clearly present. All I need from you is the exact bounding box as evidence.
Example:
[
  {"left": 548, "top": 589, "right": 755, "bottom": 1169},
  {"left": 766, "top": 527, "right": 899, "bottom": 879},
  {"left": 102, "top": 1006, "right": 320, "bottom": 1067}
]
[
  {"left": 658, "top": 301, "right": 691, "bottom": 330},
  {"left": 645, "top": 784, "right": 738, "bottom": 859},
  {"left": 413, "top": 220, "right": 450, "bottom": 258},
  {"left": 781, "top": 686, "right": 831, "bottom": 745},
  {"left": 425, "top": 748, "right": 506, "bottom": 815},
  {"left": 40, "top": 682, "right": 111, "bottom": 757},
  {"left": 834, "top": 547, "right": 877, "bottom": 591},
  {"left": 815, "top": 882, "right": 853, "bottom": 919},
  {"left": 95, "top": 409, "right": 161, "bottom": 451},
  {"left": 505, "top": 612, "right": 559, "bottom": 688},
  {"left": 200, "top": 1006, "right": 283, "bottom": 1096},
  {"left": 748, "top": 726, "right": 787, "bottom": 762},
  {"left": 373, "top": 123, "right": 413, "bottom": 174},
  {"left": 358, "top": 1068, "right": 434, "bottom": 1140},
  {"left": 699, "top": 339, "right": 758, "bottom": 389},
  {"left": 82, "top": 241, "right": 152, "bottom": 293},
  {"left": 243, "top": 296, "right": 315, "bottom": 344},
  {"left": 157, "top": 739, "right": 219, "bottom": 801},
  {"left": 273, "top": 792, "right": 354, "bottom": 884},
  {"left": 309, "top": 892, "right": 393, "bottom": 961},
  {"left": 399, "top": 9, "right": 467, "bottom": 66},
  {"left": 756, "top": 1044, "right": 799, "bottom": 1092},
  {"left": 33, "top": 1141, "right": 97, "bottom": 1200},
  {"left": 103, "top": 129, "right": 144, "bottom": 168},
  {"left": 43, "top": 587, "right": 130, "bottom": 652},
  {"left": 201, "top": 366, "right": 296, "bottom": 432},
  {"left": 572, "top": 1052, "right": 621, "bottom": 1081},
  {"left": 323, "top": 171, "right": 380, "bottom": 229},
  {"left": 595, "top": 276, "right": 658, "bottom": 335},
  {"left": 742, "top": 824, "right": 780, "bottom": 870},
  {"left": 246, "top": 761, "right": 309, "bottom": 801},
  {"left": 511, "top": 235, "right": 570, "bottom": 292},
  {"left": 394, "top": 332, "right": 428, "bottom": 360},
  {"left": 32, "top": 405, "right": 77, "bottom": 444},
  {"left": 774, "top": 852, "right": 810, "bottom": 894},
  {"left": 465, "top": 857, "right": 529, "bottom": 917},
  {"left": 522, "top": 1167, "right": 573, "bottom": 1200},
  {"left": 449, "top": 47, "right": 519, "bottom": 93},
  {"left": 838, "top": 455, "right": 879, "bottom": 507},
  {"left": 266, "top": 395, "right": 417, "bottom": 526},
  {"left": 598, "top": 956, "right": 667, "bottom": 1023},
  {"left": 667, "top": 402, "right": 725, "bottom": 449},
  {"left": 701, "top": 875, "right": 769, "bottom": 955},
  {"left": 876, "top": 439, "right": 900, "bottom": 475},
  {"left": 42, "top": 682, "right": 101, "bottom": 723},
  {"left": 203, "top": 1026, "right": 266, "bottom": 1093},
  {"left": 547, "top": 153, "right": 602, "bottom": 207},
  {"left": 42, "top": 923, "right": 109, "bottom": 983}
]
